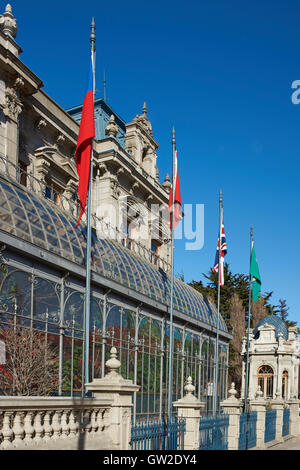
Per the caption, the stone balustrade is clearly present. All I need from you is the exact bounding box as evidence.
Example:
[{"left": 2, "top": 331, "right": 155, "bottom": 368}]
[{"left": 0, "top": 396, "right": 115, "bottom": 450}]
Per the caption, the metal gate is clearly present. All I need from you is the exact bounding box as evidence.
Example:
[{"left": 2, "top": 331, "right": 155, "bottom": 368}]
[
  {"left": 264, "top": 409, "right": 277, "bottom": 443},
  {"left": 282, "top": 407, "right": 290, "bottom": 438},
  {"left": 238, "top": 411, "right": 257, "bottom": 449},
  {"left": 199, "top": 414, "right": 229, "bottom": 450},
  {"left": 130, "top": 416, "right": 186, "bottom": 450}
]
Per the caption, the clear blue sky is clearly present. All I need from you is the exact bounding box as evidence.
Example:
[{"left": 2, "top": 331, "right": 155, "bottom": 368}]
[{"left": 11, "top": 0, "right": 300, "bottom": 324}]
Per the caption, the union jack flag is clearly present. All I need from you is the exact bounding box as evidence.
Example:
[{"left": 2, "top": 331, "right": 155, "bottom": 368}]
[{"left": 213, "top": 219, "right": 227, "bottom": 286}]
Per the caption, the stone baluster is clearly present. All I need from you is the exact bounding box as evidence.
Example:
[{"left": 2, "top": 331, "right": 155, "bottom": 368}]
[
  {"left": 51, "top": 410, "right": 61, "bottom": 439},
  {"left": 68, "top": 410, "right": 78, "bottom": 437},
  {"left": 61, "top": 409, "right": 70, "bottom": 438},
  {"left": 84, "top": 409, "right": 92, "bottom": 434},
  {"left": 90, "top": 409, "right": 98, "bottom": 435},
  {"left": 1, "top": 411, "right": 14, "bottom": 448},
  {"left": 12, "top": 411, "right": 24, "bottom": 446},
  {"left": 33, "top": 411, "right": 44, "bottom": 443},
  {"left": 96, "top": 408, "right": 105, "bottom": 434},
  {"left": 43, "top": 411, "right": 53, "bottom": 441},
  {"left": 23, "top": 411, "right": 35, "bottom": 444}
]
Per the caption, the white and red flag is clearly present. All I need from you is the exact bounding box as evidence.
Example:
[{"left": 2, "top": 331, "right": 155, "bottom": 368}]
[{"left": 168, "top": 150, "right": 182, "bottom": 229}]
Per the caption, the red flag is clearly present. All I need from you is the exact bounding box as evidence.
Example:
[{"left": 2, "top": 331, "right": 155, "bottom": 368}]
[
  {"left": 75, "top": 57, "right": 95, "bottom": 228},
  {"left": 168, "top": 150, "right": 182, "bottom": 229}
]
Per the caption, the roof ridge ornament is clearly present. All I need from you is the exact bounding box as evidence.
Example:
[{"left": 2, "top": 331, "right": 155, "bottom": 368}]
[{"left": 0, "top": 4, "right": 18, "bottom": 39}]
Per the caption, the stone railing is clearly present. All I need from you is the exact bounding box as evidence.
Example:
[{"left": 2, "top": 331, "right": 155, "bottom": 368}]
[
  {"left": 0, "top": 396, "right": 114, "bottom": 450},
  {"left": 0, "top": 347, "right": 139, "bottom": 450}
]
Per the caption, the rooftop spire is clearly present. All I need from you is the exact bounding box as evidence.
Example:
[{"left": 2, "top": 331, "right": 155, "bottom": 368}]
[
  {"left": 0, "top": 4, "right": 18, "bottom": 39},
  {"left": 143, "top": 101, "right": 147, "bottom": 117}
]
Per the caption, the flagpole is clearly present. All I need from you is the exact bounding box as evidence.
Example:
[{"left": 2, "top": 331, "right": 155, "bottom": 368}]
[
  {"left": 167, "top": 127, "right": 176, "bottom": 420},
  {"left": 213, "top": 189, "right": 222, "bottom": 415},
  {"left": 244, "top": 225, "right": 253, "bottom": 412},
  {"left": 84, "top": 18, "right": 96, "bottom": 396}
]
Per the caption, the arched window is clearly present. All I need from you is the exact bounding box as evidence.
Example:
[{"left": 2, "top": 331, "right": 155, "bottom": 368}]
[
  {"left": 257, "top": 365, "right": 274, "bottom": 398},
  {"left": 282, "top": 370, "right": 288, "bottom": 400}
]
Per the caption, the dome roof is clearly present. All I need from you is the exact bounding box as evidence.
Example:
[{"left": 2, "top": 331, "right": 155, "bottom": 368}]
[{"left": 253, "top": 314, "right": 288, "bottom": 340}]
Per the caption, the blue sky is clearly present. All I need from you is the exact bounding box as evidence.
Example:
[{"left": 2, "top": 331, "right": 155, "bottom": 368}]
[{"left": 11, "top": 1, "right": 300, "bottom": 324}]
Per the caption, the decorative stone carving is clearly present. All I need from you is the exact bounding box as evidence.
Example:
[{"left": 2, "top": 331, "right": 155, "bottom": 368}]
[
  {"left": 0, "top": 4, "right": 18, "bottom": 39},
  {"left": 105, "top": 114, "right": 118, "bottom": 138},
  {"left": 55, "top": 133, "right": 66, "bottom": 149},
  {"left": 105, "top": 346, "right": 121, "bottom": 376},
  {"left": 36, "top": 118, "right": 47, "bottom": 130},
  {"left": 4, "top": 86, "right": 22, "bottom": 121},
  {"left": 163, "top": 173, "right": 171, "bottom": 190},
  {"left": 255, "top": 385, "right": 263, "bottom": 399}
]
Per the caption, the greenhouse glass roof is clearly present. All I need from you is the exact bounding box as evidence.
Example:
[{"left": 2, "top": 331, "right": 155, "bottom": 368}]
[{"left": 0, "top": 176, "right": 227, "bottom": 333}]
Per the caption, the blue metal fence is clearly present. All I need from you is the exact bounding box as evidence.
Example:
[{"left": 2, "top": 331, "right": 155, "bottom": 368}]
[
  {"left": 264, "top": 409, "right": 277, "bottom": 443},
  {"left": 130, "top": 416, "right": 186, "bottom": 450},
  {"left": 238, "top": 411, "right": 257, "bottom": 449},
  {"left": 199, "top": 414, "right": 229, "bottom": 450},
  {"left": 282, "top": 407, "right": 290, "bottom": 437}
]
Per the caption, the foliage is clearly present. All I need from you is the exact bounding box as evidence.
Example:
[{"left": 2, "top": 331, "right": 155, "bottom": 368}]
[{"left": 0, "top": 324, "right": 59, "bottom": 396}]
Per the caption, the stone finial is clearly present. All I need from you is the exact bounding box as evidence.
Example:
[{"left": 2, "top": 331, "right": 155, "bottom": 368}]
[
  {"left": 0, "top": 4, "right": 18, "bottom": 39},
  {"left": 228, "top": 382, "right": 238, "bottom": 400},
  {"left": 105, "top": 114, "right": 118, "bottom": 138},
  {"left": 105, "top": 346, "right": 121, "bottom": 375},
  {"left": 184, "top": 376, "right": 195, "bottom": 396},
  {"left": 163, "top": 173, "right": 171, "bottom": 190},
  {"left": 255, "top": 385, "right": 263, "bottom": 399}
]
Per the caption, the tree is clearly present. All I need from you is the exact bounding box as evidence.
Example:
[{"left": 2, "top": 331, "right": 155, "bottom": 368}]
[
  {"left": 0, "top": 325, "right": 58, "bottom": 396},
  {"left": 275, "top": 298, "right": 297, "bottom": 329},
  {"left": 251, "top": 298, "right": 268, "bottom": 329},
  {"left": 228, "top": 293, "right": 246, "bottom": 392}
]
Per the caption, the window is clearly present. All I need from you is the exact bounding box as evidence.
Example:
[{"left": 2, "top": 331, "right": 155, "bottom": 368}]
[
  {"left": 45, "top": 179, "right": 63, "bottom": 207},
  {"left": 150, "top": 240, "right": 161, "bottom": 265},
  {"left": 282, "top": 371, "right": 288, "bottom": 400},
  {"left": 18, "top": 161, "right": 28, "bottom": 187},
  {"left": 257, "top": 365, "right": 274, "bottom": 398}
]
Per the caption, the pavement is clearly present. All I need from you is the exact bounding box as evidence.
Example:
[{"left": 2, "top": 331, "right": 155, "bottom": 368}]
[{"left": 267, "top": 436, "right": 300, "bottom": 450}]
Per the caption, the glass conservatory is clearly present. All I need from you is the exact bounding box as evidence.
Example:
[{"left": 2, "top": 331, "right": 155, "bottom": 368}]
[{"left": 0, "top": 173, "right": 231, "bottom": 416}]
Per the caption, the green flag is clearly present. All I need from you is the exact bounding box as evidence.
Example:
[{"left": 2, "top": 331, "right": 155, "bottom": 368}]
[{"left": 250, "top": 244, "right": 261, "bottom": 301}]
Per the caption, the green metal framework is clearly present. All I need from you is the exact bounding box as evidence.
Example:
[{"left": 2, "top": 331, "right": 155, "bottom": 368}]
[{"left": 0, "top": 173, "right": 230, "bottom": 416}]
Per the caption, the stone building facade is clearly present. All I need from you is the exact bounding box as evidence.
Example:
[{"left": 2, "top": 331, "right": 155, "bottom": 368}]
[
  {"left": 241, "top": 315, "right": 300, "bottom": 402},
  {"left": 0, "top": 4, "right": 232, "bottom": 417}
]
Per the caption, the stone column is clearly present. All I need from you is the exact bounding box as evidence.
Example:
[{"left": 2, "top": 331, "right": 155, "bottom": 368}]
[
  {"left": 286, "top": 399, "right": 300, "bottom": 437},
  {"left": 250, "top": 386, "right": 267, "bottom": 449},
  {"left": 3, "top": 81, "right": 23, "bottom": 170},
  {"left": 172, "top": 377, "right": 205, "bottom": 450},
  {"left": 271, "top": 394, "right": 284, "bottom": 443},
  {"left": 220, "top": 383, "right": 243, "bottom": 450},
  {"left": 86, "top": 347, "right": 139, "bottom": 451}
]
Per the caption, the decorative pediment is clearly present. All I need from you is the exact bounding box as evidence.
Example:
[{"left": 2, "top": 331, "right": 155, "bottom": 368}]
[{"left": 34, "top": 146, "right": 78, "bottom": 182}]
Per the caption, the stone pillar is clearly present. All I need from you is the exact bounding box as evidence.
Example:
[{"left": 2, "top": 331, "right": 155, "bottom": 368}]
[
  {"left": 173, "top": 377, "right": 205, "bottom": 450},
  {"left": 220, "top": 383, "right": 243, "bottom": 450},
  {"left": 250, "top": 386, "right": 267, "bottom": 449},
  {"left": 86, "top": 347, "right": 139, "bottom": 450},
  {"left": 271, "top": 394, "right": 284, "bottom": 443},
  {"left": 286, "top": 399, "right": 300, "bottom": 437}
]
